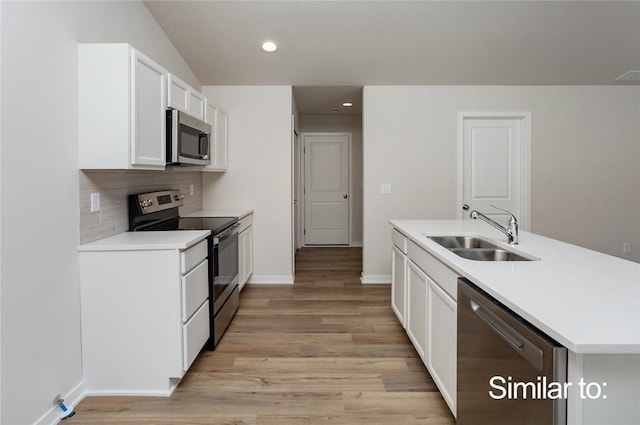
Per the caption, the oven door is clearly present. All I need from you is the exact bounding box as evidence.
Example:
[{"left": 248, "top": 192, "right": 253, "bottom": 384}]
[{"left": 212, "top": 223, "right": 239, "bottom": 313}]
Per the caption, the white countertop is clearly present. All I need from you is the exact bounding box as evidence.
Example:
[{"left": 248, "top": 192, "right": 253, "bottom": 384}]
[
  {"left": 183, "top": 208, "right": 253, "bottom": 220},
  {"left": 78, "top": 230, "right": 211, "bottom": 252},
  {"left": 390, "top": 219, "right": 640, "bottom": 354}
]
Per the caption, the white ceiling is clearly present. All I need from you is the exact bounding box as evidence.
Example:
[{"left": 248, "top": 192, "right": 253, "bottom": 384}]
[{"left": 145, "top": 1, "right": 640, "bottom": 113}]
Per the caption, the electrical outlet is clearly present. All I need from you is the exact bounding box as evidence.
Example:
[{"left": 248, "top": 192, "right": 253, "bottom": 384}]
[
  {"left": 380, "top": 184, "right": 392, "bottom": 194},
  {"left": 90, "top": 192, "right": 100, "bottom": 213},
  {"left": 623, "top": 243, "right": 631, "bottom": 254}
]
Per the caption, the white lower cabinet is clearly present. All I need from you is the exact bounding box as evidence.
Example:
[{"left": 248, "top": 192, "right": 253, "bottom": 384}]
[
  {"left": 391, "top": 230, "right": 458, "bottom": 417},
  {"left": 80, "top": 239, "right": 209, "bottom": 395},
  {"left": 426, "top": 275, "right": 457, "bottom": 415},
  {"left": 238, "top": 213, "right": 254, "bottom": 290},
  {"left": 406, "top": 260, "right": 428, "bottom": 360},
  {"left": 391, "top": 245, "right": 407, "bottom": 328}
]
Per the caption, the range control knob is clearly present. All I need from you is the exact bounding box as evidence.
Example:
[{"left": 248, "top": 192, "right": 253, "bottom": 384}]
[
  {"left": 140, "top": 199, "right": 153, "bottom": 209},
  {"left": 174, "top": 194, "right": 184, "bottom": 201}
]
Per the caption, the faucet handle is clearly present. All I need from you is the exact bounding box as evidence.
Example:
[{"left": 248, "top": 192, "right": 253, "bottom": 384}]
[{"left": 490, "top": 204, "right": 518, "bottom": 223}]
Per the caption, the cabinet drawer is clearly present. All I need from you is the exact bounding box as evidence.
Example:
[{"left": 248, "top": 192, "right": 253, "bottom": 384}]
[
  {"left": 181, "top": 259, "right": 209, "bottom": 322},
  {"left": 181, "top": 239, "right": 208, "bottom": 274},
  {"left": 392, "top": 229, "right": 407, "bottom": 253},
  {"left": 182, "top": 300, "right": 209, "bottom": 371},
  {"left": 238, "top": 214, "right": 253, "bottom": 233},
  {"left": 407, "top": 240, "right": 458, "bottom": 301}
]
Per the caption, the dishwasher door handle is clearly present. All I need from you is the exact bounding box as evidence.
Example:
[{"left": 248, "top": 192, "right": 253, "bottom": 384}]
[{"left": 470, "top": 299, "right": 544, "bottom": 371}]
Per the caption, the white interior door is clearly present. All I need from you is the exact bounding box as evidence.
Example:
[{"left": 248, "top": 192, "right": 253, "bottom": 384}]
[
  {"left": 304, "top": 134, "right": 350, "bottom": 245},
  {"left": 460, "top": 114, "right": 531, "bottom": 229}
]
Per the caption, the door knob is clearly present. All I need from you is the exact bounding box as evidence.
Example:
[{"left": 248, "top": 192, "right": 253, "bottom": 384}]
[
  {"left": 463, "top": 204, "right": 470, "bottom": 210},
  {"left": 343, "top": 194, "right": 348, "bottom": 199}
]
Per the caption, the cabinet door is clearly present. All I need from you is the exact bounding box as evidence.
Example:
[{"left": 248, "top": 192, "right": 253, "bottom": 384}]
[
  {"left": 130, "top": 49, "right": 166, "bottom": 167},
  {"left": 189, "top": 90, "right": 205, "bottom": 120},
  {"left": 238, "top": 229, "right": 247, "bottom": 289},
  {"left": 391, "top": 245, "right": 407, "bottom": 328},
  {"left": 213, "top": 109, "right": 229, "bottom": 170},
  {"left": 167, "top": 74, "right": 189, "bottom": 113},
  {"left": 238, "top": 226, "right": 253, "bottom": 291},
  {"left": 244, "top": 226, "right": 253, "bottom": 282},
  {"left": 427, "top": 277, "right": 457, "bottom": 415},
  {"left": 203, "top": 101, "right": 217, "bottom": 171},
  {"left": 203, "top": 106, "right": 229, "bottom": 172},
  {"left": 406, "top": 260, "right": 428, "bottom": 360}
]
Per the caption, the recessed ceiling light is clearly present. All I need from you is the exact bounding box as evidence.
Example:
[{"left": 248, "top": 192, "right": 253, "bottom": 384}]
[
  {"left": 342, "top": 102, "right": 353, "bottom": 107},
  {"left": 261, "top": 40, "right": 278, "bottom": 53}
]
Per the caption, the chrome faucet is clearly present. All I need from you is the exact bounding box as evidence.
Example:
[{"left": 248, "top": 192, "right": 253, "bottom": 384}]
[{"left": 470, "top": 205, "right": 519, "bottom": 245}]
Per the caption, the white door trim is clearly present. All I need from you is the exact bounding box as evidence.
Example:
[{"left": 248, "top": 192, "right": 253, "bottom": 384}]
[
  {"left": 456, "top": 112, "right": 532, "bottom": 230},
  {"left": 301, "top": 132, "right": 353, "bottom": 246}
]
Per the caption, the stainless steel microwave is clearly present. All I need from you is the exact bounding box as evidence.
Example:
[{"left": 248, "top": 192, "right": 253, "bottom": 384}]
[{"left": 166, "top": 109, "right": 212, "bottom": 166}]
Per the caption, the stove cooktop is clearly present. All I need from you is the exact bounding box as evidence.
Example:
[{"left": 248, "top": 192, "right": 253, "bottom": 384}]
[{"left": 177, "top": 216, "right": 237, "bottom": 235}]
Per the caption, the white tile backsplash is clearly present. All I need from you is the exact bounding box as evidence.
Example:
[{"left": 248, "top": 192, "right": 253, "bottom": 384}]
[{"left": 79, "top": 170, "right": 203, "bottom": 244}]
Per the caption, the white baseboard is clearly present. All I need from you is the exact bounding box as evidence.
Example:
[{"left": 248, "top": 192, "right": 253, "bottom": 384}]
[
  {"left": 34, "top": 380, "right": 85, "bottom": 425},
  {"left": 83, "top": 388, "right": 174, "bottom": 397},
  {"left": 247, "top": 275, "right": 295, "bottom": 284},
  {"left": 361, "top": 274, "right": 391, "bottom": 284}
]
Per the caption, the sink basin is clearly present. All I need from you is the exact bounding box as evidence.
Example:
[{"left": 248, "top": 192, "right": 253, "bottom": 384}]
[
  {"left": 426, "top": 235, "right": 498, "bottom": 249},
  {"left": 450, "top": 248, "right": 532, "bottom": 261},
  {"left": 425, "top": 235, "right": 538, "bottom": 261}
]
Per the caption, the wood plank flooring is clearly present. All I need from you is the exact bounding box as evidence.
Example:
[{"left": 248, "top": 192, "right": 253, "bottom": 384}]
[{"left": 72, "top": 247, "right": 456, "bottom": 424}]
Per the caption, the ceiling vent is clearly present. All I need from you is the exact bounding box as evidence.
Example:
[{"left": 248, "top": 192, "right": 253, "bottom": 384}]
[{"left": 615, "top": 71, "right": 640, "bottom": 82}]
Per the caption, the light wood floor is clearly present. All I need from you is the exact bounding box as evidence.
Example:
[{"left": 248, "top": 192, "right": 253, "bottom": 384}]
[{"left": 73, "top": 247, "right": 456, "bottom": 424}]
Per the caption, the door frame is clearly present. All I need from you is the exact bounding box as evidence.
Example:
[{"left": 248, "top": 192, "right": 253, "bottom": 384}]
[
  {"left": 456, "top": 112, "right": 532, "bottom": 230},
  {"left": 300, "top": 132, "right": 353, "bottom": 246}
]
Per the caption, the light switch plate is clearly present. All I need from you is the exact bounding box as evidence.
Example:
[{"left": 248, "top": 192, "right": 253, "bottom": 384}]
[{"left": 380, "top": 184, "right": 392, "bottom": 194}]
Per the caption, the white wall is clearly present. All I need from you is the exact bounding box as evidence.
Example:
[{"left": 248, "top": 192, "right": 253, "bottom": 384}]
[
  {"left": 202, "top": 86, "right": 294, "bottom": 283},
  {"left": 362, "top": 86, "right": 640, "bottom": 281},
  {"left": 1, "top": 2, "right": 200, "bottom": 424},
  {"left": 299, "top": 114, "right": 364, "bottom": 245}
]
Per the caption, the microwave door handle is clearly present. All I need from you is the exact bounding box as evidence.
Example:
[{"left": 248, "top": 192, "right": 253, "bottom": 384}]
[
  {"left": 171, "top": 110, "right": 179, "bottom": 162},
  {"left": 201, "top": 134, "right": 209, "bottom": 159}
]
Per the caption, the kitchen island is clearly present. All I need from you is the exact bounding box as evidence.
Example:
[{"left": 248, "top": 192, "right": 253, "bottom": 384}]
[{"left": 390, "top": 219, "right": 640, "bottom": 425}]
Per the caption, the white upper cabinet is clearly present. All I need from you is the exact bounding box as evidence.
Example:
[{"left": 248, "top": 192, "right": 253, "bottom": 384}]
[
  {"left": 167, "top": 74, "right": 205, "bottom": 121},
  {"left": 188, "top": 90, "right": 206, "bottom": 121},
  {"left": 79, "top": 44, "right": 167, "bottom": 170},
  {"left": 167, "top": 74, "right": 189, "bottom": 113},
  {"left": 203, "top": 100, "right": 229, "bottom": 172}
]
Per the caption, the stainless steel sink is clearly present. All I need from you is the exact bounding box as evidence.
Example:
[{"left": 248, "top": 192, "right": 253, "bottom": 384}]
[
  {"left": 425, "top": 235, "right": 537, "bottom": 261},
  {"left": 450, "top": 248, "right": 532, "bottom": 261},
  {"left": 426, "top": 235, "right": 498, "bottom": 249}
]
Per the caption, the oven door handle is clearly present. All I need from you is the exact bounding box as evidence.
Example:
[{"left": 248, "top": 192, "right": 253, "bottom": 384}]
[{"left": 214, "top": 223, "right": 240, "bottom": 244}]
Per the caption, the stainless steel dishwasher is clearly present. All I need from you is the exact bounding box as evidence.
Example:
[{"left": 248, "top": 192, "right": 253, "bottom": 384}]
[{"left": 457, "top": 278, "right": 567, "bottom": 425}]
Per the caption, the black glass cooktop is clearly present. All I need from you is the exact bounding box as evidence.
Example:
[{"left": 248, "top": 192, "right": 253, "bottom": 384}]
[
  {"left": 178, "top": 216, "right": 237, "bottom": 235},
  {"left": 138, "top": 216, "right": 237, "bottom": 235}
]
